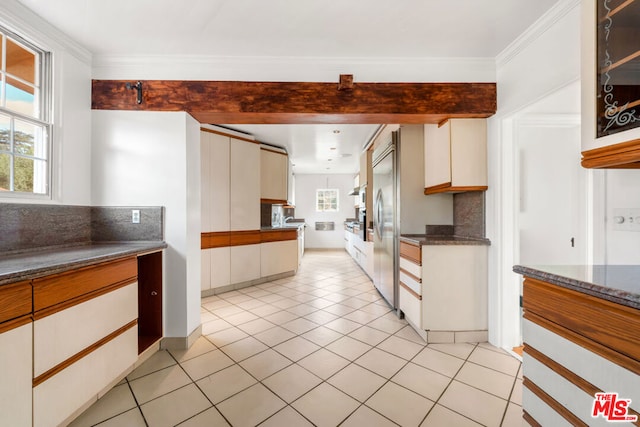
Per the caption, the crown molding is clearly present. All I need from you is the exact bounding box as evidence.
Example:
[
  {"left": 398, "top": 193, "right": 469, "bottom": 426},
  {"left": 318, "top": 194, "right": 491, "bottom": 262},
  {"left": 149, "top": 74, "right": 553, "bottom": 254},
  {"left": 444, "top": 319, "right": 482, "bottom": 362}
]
[
  {"left": 496, "top": 0, "right": 580, "bottom": 68},
  {"left": 0, "top": 0, "right": 91, "bottom": 65}
]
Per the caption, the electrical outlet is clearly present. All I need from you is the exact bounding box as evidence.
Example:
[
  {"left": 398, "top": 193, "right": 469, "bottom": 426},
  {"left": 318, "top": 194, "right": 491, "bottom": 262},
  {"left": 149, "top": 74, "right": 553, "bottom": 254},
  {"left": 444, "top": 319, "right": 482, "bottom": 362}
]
[{"left": 132, "top": 209, "right": 140, "bottom": 224}]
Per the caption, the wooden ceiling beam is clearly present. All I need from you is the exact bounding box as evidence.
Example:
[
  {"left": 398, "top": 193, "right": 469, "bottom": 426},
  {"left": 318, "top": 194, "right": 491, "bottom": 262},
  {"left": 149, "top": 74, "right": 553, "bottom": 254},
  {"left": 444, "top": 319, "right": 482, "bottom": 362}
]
[{"left": 91, "top": 79, "right": 496, "bottom": 124}]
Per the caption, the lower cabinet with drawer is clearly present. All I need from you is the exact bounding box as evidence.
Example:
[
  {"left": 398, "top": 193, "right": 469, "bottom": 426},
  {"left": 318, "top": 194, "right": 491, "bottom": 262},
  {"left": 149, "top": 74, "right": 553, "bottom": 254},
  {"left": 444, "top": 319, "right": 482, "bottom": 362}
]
[
  {"left": 399, "top": 241, "right": 488, "bottom": 343},
  {"left": 30, "top": 256, "right": 141, "bottom": 427},
  {"left": 0, "top": 281, "right": 33, "bottom": 427}
]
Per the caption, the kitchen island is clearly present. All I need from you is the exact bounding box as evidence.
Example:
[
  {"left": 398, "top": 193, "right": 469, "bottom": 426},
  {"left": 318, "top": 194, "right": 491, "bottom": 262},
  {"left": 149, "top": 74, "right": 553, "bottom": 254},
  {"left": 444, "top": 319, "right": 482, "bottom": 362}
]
[{"left": 513, "top": 265, "right": 640, "bottom": 426}]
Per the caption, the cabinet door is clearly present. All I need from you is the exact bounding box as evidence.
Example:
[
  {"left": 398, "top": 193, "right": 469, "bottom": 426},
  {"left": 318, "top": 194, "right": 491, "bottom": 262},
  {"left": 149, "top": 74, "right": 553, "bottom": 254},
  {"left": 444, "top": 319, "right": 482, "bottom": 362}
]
[
  {"left": 0, "top": 322, "right": 32, "bottom": 427},
  {"left": 450, "top": 119, "right": 487, "bottom": 187},
  {"left": 230, "top": 138, "right": 260, "bottom": 231},
  {"left": 261, "top": 240, "right": 298, "bottom": 277},
  {"left": 422, "top": 246, "right": 488, "bottom": 331},
  {"left": 260, "top": 149, "right": 288, "bottom": 201},
  {"left": 424, "top": 122, "right": 451, "bottom": 188},
  {"left": 581, "top": 0, "right": 640, "bottom": 157},
  {"left": 210, "top": 247, "right": 231, "bottom": 289},
  {"left": 230, "top": 244, "right": 261, "bottom": 284},
  {"left": 201, "top": 249, "right": 212, "bottom": 291},
  {"left": 202, "top": 131, "right": 230, "bottom": 232}
]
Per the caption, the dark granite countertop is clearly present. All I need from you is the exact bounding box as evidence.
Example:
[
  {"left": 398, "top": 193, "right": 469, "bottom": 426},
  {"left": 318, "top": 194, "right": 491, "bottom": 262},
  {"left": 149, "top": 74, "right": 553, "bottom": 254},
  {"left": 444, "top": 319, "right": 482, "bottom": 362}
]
[
  {"left": 0, "top": 241, "right": 167, "bottom": 286},
  {"left": 400, "top": 234, "right": 491, "bottom": 246},
  {"left": 513, "top": 265, "right": 640, "bottom": 310}
]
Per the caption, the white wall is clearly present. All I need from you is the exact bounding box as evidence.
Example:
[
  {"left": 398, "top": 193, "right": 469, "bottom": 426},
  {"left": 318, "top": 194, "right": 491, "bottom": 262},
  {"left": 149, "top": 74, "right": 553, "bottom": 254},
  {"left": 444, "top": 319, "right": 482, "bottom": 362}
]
[
  {"left": 91, "top": 111, "right": 201, "bottom": 339},
  {"left": 0, "top": 1, "right": 92, "bottom": 205},
  {"left": 489, "top": 0, "right": 582, "bottom": 349},
  {"left": 295, "top": 174, "right": 356, "bottom": 249},
  {"left": 605, "top": 170, "right": 640, "bottom": 264}
]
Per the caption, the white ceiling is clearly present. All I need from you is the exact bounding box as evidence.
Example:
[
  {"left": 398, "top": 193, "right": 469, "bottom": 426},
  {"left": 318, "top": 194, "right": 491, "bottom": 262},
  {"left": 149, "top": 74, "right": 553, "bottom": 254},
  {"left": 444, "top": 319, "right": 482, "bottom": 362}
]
[
  {"left": 16, "top": 0, "right": 561, "bottom": 174},
  {"left": 222, "top": 124, "right": 379, "bottom": 175}
]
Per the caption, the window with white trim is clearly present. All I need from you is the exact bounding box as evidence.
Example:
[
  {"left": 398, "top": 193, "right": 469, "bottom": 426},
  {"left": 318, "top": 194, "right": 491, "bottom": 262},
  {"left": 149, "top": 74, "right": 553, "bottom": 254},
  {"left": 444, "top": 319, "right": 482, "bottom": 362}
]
[
  {"left": 316, "top": 189, "right": 339, "bottom": 212},
  {"left": 0, "top": 26, "right": 50, "bottom": 196}
]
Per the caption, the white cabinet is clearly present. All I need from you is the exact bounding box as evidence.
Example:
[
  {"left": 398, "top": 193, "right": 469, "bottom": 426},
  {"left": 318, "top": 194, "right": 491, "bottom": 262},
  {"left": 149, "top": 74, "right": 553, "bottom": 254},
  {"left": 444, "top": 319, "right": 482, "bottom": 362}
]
[
  {"left": 365, "top": 241, "right": 374, "bottom": 278},
  {"left": 230, "top": 138, "right": 260, "bottom": 231},
  {"left": 297, "top": 226, "right": 305, "bottom": 266},
  {"left": 398, "top": 241, "right": 488, "bottom": 342},
  {"left": 201, "top": 128, "right": 261, "bottom": 232},
  {"left": 580, "top": 0, "right": 640, "bottom": 166},
  {"left": 422, "top": 245, "right": 488, "bottom": 331},
  {"left": 261, "top": 240, "right": 298, "bottom": 277},
  {"left": 287, "top": 159, "right": 295, "bottom": 206},
  {"left": 0, "top": 322, "right": 32, "bottom": 427},
  {"left": 31, "top": 259, "right": 140, "bottom": 427},
  {"left": 201, "top": 131, "right": 230, "bottom": 232},
  {"left": 424, "top": 119, "right": 487, "bottom": 194},
  {"left": 34, "top": 327, "right": 138, "bottom": 427},
  {"left": 260, "top": 148, "right": 288, "bottom": 202},
  {"left": 201, "top": 247, "right": 231, "bottom": 292},
  {"left": 230, "top": 244, "right": 261, "bottom": 284},
  {"left": 33, "top": 283, "right": 137, "bottom": 378}
]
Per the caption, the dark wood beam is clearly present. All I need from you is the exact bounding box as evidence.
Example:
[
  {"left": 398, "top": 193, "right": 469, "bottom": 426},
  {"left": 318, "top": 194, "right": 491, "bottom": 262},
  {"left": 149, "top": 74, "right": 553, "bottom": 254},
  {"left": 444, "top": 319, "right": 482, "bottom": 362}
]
[{"left": 91, "top": 80, "right": 496, "bottom": 124}]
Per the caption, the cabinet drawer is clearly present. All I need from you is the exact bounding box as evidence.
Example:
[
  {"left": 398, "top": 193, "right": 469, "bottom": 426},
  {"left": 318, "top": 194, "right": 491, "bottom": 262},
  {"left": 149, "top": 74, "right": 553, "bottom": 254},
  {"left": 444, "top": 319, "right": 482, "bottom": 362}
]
[
  {"left": 399, "top": 242, "right": 421, "bottom": 265},
  {"left": 399, "top": 284, "right": 421, "bottom": 329},
  {"left": 0, "top": 281, "right": 32, "bottom": 324},
  {"left": 33, "top": 325, "right": 137, "bottom": 427},
  {"left": 33, "top": 257, "right": 137, "bottom": 313},
  {"left": 399, "top": 257, "right": 422, "bottom": 280},
  {"left": 34, "top": 283, "right": 138, "bottom": 378},
  {"left": 399, "top": 271, "right": 421, "bottom": 296}
]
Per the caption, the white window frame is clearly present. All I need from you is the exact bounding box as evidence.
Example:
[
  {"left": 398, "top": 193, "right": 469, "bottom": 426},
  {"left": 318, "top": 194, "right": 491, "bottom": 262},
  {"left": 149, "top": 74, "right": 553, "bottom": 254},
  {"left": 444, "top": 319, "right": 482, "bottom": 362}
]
[
  {"left": 316, "top": 188, "right": 339, "bottom": 212},
  {"left": 0, "top": 25, "right": 51, "bottom": 199}
]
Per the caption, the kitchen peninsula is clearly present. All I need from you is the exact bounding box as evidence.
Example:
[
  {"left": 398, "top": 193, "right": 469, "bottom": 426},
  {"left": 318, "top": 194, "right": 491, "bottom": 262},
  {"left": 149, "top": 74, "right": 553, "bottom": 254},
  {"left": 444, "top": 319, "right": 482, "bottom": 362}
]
[{"left": 513, "top": 265, "right": 640, "bottom": 426}]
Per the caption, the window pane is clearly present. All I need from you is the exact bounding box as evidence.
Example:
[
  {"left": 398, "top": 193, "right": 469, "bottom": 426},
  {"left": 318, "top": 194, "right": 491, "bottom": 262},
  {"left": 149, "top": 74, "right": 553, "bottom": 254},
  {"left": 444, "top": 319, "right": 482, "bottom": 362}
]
[
  {"left": 0, "top": 114, "right": 9, "bottom": 152},
  {"left": 6, "top": 77, "right": 36, "bottom": 117},
  {"left": 14, "top": 119, "right": 45, "bottom": 158},
  {"left": 0, "top": 153, "right": 9, "bottom": 191},
  {"left": 14, "top": 156, "right": 37, "bottom": 193},
  {"left": 6, "top": 38, "right": 35, "bottom": 85}
]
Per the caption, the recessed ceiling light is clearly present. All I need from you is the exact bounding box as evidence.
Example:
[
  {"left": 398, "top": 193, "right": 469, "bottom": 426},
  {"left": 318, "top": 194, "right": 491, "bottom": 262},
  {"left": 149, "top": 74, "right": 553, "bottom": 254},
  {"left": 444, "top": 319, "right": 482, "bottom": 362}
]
[
  {"left": 326, "top": 167, "right": 330, "bottom": 170},
  {"left": 333, "top": 130, "right": 340, "bottom": 134},
  {"left": 328, "top": 159, "right": 332, "bottom": 161},
  {"left": 341, "top": 153, "right": 352, "bottom": 158},
  {"left": 330, "top": 147, "right": 336, "bottom": 150}
]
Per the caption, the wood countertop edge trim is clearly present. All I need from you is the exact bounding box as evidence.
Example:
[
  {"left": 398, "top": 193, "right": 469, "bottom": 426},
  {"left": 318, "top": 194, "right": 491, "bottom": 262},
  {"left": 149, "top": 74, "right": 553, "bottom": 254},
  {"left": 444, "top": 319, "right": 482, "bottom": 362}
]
[
  {"left": 0, "top": 314, "right": 32, "bottom": 334},
  {"left": 33, "top": 279, "right": 137, "bottom": 321}
]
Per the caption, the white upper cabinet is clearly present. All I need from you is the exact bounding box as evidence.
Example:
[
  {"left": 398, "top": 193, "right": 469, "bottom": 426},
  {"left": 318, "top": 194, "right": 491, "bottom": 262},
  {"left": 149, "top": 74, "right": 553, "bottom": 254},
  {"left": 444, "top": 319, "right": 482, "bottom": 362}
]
[
  {"left": 581, "top": 0, "right": 640, "bottom": 167},
  {"left": 424, "top": 119, "right": 487, "bottom": 194},
  {"left": 260, "top": 148, "right": 288, "bottom": 202},
  {"left": 201, "top": 130, "right": 230, "bottom": 232},
  {"left": 230, "top": 138, "right": 260, "bottom": 231}
]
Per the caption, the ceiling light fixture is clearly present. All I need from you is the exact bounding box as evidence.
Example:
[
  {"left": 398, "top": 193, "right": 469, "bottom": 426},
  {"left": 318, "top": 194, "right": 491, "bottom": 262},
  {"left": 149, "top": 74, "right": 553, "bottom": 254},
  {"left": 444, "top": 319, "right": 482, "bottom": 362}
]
[{"left": 333, "top": 130, "right": 340, "bottom": 134}]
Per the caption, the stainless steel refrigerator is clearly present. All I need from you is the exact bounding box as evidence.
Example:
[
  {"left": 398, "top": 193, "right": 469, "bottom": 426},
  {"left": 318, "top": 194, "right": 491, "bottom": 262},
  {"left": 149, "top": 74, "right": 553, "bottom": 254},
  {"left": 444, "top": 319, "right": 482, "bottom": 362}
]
[{"left": 372, "top": 132, "right": 397, "bottom": 309}]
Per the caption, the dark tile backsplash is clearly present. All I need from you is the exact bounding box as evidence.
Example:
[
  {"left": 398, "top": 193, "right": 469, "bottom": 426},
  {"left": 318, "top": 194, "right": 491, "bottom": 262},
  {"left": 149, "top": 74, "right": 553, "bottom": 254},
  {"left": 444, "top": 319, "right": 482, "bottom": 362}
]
[
  {"left": 453, "top": 191, "right": 485, "bottom": 238},
  {"left": 0, "top": 203, "right": 163, "bottom": 253}
]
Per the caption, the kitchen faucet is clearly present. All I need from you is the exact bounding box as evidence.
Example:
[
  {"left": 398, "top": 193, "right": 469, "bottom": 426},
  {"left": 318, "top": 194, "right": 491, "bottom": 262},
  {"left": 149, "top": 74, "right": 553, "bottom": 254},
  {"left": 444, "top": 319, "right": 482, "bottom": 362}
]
[{"left": 283, "top": 216, "right": 294, "bottom": 224}]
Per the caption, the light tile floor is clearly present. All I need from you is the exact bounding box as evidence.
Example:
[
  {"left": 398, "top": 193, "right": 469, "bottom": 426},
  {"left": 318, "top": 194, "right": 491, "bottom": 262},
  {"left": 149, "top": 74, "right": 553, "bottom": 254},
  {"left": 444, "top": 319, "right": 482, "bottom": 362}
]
[{"left": 71, "top": 250, "right": 524, "bottom": 427}]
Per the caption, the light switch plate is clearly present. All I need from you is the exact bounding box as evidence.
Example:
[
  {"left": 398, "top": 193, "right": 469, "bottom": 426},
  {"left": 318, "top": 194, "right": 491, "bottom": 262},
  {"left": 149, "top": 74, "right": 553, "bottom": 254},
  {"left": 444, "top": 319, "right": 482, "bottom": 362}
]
[
  {"left": 612, "top": 208, "right": 640, "bottom": 231},
  {"left": 132, "top": 209, "right": 141, "bottom": 224}
]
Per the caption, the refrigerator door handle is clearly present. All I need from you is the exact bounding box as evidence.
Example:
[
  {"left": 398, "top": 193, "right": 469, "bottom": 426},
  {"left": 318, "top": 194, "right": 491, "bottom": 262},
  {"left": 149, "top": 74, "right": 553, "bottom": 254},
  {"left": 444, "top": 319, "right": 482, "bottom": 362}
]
[{"left": 375, "top": 188, "right": 384, "bottom": 239}]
